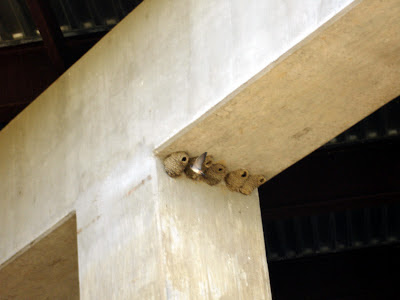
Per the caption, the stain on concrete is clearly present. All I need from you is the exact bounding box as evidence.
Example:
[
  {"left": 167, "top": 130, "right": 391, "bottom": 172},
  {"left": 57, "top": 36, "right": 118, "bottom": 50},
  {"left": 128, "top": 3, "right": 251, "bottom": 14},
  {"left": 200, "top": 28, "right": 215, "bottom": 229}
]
[
  {"left": 77, "top": 215, "right": 101, "bottom": 234},
  {"left": 126, "top": 175, "right": 152, "bottom": 196},
  {"left": 291, "top": 127, "right": 312, "bottom": 140}
]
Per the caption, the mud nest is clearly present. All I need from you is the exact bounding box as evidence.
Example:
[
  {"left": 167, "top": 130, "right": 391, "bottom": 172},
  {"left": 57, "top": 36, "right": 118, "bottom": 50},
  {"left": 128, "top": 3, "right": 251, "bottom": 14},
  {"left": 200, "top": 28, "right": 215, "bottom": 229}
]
[
  {"left": 225, "top": 169, "right": 249, "bottom": 192},
  {"left": 202, "top": 163, "right": 228, "bottom": 186},
  {"left": 239, "top": 174, "right": 267, "bottom": 195},
  {"left": 163, "top": 151, "right": 189, "bottom": 177},
  {"left": 163, "top": 151, "right": 267, "bottom": 195}
]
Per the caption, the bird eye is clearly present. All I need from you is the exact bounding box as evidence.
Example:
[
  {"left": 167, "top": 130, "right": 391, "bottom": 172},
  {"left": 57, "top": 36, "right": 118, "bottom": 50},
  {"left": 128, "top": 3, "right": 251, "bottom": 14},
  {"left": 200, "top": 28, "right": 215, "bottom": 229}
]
[{"left": 182, "top": 157, "right": 187, "bottom": 162}]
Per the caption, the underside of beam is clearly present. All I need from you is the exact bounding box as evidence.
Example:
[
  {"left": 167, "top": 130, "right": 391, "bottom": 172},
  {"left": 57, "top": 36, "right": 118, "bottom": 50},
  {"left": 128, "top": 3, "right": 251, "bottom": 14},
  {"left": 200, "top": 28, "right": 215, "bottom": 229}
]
[{"left": 155, "top": 0, "right": 400, "bottom": 180}]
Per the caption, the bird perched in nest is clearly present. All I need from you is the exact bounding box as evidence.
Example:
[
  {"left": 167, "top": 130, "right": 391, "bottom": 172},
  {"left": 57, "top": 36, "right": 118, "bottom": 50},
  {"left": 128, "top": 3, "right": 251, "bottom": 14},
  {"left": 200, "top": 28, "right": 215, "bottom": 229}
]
[{"left": 190, "top": 152, "right": 207, "bottom": 176}]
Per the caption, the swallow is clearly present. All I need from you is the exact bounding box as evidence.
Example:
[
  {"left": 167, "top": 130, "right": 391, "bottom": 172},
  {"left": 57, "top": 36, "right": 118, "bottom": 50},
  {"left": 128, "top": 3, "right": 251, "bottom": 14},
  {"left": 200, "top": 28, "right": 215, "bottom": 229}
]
[{"left": 190, "top": 152, "right": 207, "bottom": 176}]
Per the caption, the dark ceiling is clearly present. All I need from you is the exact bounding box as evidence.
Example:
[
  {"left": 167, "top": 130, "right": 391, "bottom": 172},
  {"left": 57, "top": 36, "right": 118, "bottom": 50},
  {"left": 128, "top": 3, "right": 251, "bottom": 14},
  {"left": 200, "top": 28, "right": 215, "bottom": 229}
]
[{"left": 0, "top": 0, "right": 142, "bottom": 129}]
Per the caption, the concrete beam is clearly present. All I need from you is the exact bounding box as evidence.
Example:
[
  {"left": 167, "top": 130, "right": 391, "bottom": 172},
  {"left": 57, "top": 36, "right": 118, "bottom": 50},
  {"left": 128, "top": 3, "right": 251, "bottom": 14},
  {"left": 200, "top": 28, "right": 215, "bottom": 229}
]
[
  {"left": 0, "top": 213, "right": 79, "bottom": 299},
  {"left": 156, "top": 0, "right": 400, "bottom": 179}
]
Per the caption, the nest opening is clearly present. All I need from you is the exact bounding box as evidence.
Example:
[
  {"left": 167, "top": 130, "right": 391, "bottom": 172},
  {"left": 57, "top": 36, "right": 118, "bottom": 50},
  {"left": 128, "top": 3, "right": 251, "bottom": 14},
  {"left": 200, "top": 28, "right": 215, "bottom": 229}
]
[
  {"left": 202, "top": 163, "right": 227, "bottom": 186},
  {"left": 182, "top": 157, "right": 187, "bottom": 162},
  {"left": 241, "top": 171, "right": 248, "bottom": 177}
]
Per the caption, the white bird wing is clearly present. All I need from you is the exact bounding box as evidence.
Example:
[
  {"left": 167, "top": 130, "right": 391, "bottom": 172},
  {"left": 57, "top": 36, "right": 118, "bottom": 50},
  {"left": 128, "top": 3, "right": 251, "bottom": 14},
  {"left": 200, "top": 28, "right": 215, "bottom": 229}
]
[{"left": 193, "top": 152, "right": 207, "bottom": 170}]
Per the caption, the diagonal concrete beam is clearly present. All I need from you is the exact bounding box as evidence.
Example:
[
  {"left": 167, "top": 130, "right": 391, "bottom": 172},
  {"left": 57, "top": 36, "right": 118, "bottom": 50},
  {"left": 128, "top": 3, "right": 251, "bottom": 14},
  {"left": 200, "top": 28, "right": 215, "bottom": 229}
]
[{"left": 155, "top": 0, "right": 400, "bottom": 179}]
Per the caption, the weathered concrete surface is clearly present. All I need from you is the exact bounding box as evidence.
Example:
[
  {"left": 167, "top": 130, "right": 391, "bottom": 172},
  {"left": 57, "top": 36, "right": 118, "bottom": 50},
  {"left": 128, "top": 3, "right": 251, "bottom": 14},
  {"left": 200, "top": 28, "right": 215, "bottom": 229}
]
[
  {"left": 0, "top": 0, "right": 355, "bottom": 298},
  {"left": 0, "top": 213, "right": 79, "bottom": 299},
  {"left": 158, "top": 161, "right": 270, "bottom": 299},
  {"left": 156, "top": 0, "right": 400, "bottom": 179}
]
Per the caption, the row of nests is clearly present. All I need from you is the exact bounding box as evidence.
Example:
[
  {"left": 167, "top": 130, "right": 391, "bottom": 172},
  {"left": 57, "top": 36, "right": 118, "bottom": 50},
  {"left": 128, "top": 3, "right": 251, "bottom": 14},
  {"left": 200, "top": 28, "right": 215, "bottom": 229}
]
[{"left": 163, "top": 151, "right": 267, "bottom": 195}]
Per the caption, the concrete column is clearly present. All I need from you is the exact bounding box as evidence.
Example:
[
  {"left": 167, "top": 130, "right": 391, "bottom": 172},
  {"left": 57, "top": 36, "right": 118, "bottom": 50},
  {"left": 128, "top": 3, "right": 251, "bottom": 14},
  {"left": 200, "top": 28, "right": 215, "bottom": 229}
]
[
  {"left": 157, "top": 161, "right": 271, "bottom": 299},
  {"left": 75, "top": 158, "right": 270, "bottom": 299}
]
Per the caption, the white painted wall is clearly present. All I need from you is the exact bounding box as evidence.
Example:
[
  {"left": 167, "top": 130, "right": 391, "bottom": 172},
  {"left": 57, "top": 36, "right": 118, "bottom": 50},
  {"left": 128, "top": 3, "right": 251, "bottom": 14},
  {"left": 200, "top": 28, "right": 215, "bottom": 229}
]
[{"left": 0, "top": 0, "right": 353, "bottom": 298}]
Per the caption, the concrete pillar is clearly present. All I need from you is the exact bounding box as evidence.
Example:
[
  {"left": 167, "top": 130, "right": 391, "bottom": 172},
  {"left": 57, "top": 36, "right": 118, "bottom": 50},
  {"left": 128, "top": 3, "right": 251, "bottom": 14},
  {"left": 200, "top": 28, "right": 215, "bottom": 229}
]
[
  {"left": 157, "top": 161, "right": 270, "bottom": 299},
  {"left": 75, "top": 159, "right": 270, "bottom": 299}
]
